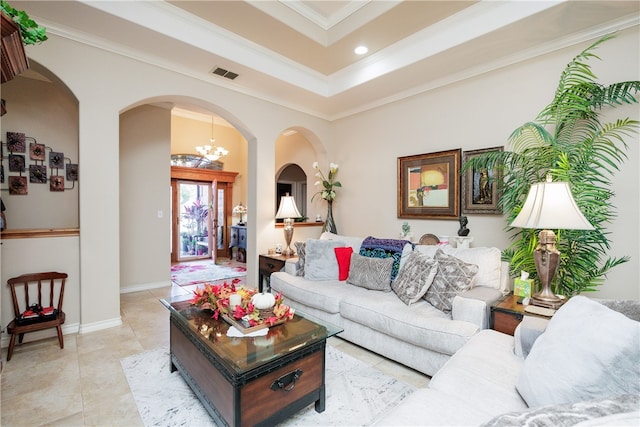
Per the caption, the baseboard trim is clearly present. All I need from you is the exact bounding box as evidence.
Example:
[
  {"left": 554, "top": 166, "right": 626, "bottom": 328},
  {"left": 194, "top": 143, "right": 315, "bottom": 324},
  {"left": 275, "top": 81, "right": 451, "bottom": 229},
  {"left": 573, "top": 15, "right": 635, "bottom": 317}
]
[
  {"left": 78, "top": 317, "right": 123, "bottom": 334},
  {"left": 120, "top": 280, "right": 172, "bottom": 294}
]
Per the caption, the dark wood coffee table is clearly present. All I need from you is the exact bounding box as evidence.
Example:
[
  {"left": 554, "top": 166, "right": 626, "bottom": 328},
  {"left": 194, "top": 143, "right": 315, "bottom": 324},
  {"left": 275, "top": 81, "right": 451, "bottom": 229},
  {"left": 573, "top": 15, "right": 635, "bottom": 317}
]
[{"left": 161, "top": 295, "right": 342, "bottom": 427}]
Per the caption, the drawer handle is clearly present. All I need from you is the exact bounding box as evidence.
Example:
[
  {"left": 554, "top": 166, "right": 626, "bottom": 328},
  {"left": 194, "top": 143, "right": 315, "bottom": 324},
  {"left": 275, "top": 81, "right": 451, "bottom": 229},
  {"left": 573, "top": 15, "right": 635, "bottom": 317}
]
[
  {"left": 270, "top": 369, "right": 303, "bottom": 392},
  {"left": 267, "top": 262, "right": 275, "bottom": 269}
]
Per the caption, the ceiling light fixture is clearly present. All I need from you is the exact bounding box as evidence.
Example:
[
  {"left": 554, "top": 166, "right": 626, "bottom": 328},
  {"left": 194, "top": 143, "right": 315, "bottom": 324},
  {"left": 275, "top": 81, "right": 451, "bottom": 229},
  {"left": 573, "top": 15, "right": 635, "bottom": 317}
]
[
  {"left": 354, "top": 45, "right": 368, "bottom": 55},
  {"left": 195, "top": 116, "right": 228, "bottom": 161}
]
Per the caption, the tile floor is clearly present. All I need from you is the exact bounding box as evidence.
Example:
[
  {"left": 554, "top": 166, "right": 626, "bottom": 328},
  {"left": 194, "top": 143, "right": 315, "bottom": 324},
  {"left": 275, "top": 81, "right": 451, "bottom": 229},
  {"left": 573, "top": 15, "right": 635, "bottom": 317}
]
[{"left": 1, "top": 283, "right": 429, "bottom": 426}]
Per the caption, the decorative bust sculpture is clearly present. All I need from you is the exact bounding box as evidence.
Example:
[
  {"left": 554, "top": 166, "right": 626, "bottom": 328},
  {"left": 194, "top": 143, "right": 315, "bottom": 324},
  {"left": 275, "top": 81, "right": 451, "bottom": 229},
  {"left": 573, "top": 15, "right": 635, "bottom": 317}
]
[{"left": 458, "top": 216, "right": 470, "bottom": 236}]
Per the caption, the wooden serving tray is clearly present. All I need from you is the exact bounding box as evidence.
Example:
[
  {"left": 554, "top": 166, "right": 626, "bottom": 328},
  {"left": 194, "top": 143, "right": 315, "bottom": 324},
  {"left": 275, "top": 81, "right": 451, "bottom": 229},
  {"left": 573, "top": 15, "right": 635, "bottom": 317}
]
[{"left": 222, "top": 314, "right": 286, "bottom": 334}]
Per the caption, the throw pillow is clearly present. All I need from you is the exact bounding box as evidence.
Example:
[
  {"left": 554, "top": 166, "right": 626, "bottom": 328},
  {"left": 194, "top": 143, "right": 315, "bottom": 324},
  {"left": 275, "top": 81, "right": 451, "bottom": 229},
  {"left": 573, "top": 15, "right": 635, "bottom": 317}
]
[
  {"left": 294, "top": 241, "right": 306, "bottom": 277},
  {"left": 516, "top": 296, "right": 640, "bottom": 408},
  {"left": 415, "top": 245, "right": 502, "bottom": 290},
  {"left": 320, "top": 232, "right": 364, "bottom": 253},
  {"left": 482, "top": 394, "right": 640, "bottom": 427},
  {"left": 391, "top": 251, "right": 438, "bottom": 305},
  {"left": 359, "top": 236, "right": 413, "bottom": 281},
  {"left": 334, "top": 246, "right": 354, "bottom": 281},
  {"left": 304, "top": 239, "right": 346, "bottom": 281},
  {"left": 423, "top": 249, "right": 479, "bottom": 313},
  {"left": 347, "top": 253, "right": 394, "bottom": 292}
]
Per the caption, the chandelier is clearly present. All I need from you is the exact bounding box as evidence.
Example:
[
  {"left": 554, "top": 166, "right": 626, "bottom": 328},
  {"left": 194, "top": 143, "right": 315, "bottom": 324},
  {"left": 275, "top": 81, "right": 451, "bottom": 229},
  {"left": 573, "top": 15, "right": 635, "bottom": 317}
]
[{"left": 195, "top": 116, "right": 228, "bottom": 161}]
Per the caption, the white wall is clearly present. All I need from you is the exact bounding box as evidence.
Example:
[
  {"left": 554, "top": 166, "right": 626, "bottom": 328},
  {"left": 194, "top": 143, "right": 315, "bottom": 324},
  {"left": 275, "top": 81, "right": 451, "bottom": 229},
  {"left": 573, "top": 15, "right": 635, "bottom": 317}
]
[{"left": 119, "top": 105, "right": 172, "bottom": 291}]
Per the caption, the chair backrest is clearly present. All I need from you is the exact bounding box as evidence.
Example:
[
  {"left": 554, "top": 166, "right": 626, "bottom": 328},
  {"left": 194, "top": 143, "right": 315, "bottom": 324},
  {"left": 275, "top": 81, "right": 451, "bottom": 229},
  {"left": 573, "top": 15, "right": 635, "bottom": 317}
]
[{"left": 7, "top": 272, "right": 68, "bottom": 317}]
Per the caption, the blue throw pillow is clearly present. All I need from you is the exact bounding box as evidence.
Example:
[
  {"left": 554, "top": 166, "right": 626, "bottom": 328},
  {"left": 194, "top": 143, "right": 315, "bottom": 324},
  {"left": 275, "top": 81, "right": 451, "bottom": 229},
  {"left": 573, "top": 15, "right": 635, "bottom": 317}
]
[{"left": 359, "top": 236, "right": 413, "bottom": 281}]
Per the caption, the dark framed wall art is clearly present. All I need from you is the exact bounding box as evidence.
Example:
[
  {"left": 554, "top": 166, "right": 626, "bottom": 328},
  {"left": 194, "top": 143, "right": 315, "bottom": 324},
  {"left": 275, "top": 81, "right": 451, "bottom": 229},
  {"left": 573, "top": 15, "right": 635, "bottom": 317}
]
[
  {"left": 462, "top": 146, "right": 503, "bottom": 214},
  {"left": 397, "top": 149, "right": 461, "bottom": 220}
]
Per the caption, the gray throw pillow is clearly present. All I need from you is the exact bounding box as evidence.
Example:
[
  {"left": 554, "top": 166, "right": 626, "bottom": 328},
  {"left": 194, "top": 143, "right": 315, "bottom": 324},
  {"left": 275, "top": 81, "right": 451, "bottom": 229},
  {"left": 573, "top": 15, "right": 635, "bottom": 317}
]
[
  {"left": 391, "top": 251, "right": 438, "bottom": 305},
  {"left": 423, "top": 249, "right": 478, "bottom": 313},
  {"left": 516, "top": 296, "right": 640, "bottom": 408},
  {"left": 294, "top": 241, "right": 305, "bottom": 277},
  {"left": 304, "top": 239, "right": 346, "bottom": 281},
  {"left": 347, "top": 253, "right": 394, "bottom": 292}
]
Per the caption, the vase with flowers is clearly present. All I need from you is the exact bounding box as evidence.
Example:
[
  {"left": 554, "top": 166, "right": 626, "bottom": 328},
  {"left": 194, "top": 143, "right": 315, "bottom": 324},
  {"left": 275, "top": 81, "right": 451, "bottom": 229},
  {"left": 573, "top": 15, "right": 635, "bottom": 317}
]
[
  {"left": 312, "top": 162, "right": 341, "bottom": 234},
  {"left": 190, "top": 278, "right": 295, "bottom": 328}
]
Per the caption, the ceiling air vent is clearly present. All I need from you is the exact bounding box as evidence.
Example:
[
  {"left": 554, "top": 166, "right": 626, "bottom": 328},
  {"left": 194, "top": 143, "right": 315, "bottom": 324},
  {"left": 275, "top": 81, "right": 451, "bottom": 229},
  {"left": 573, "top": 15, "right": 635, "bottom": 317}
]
[{"left": 212, "top": 67, "right": 238, "bottom": 80}]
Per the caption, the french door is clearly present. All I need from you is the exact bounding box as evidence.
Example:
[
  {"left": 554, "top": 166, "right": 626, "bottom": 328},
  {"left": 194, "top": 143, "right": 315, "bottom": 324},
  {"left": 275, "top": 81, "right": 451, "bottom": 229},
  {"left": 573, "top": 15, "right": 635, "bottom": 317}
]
[
  {"left": 170, "top": 167, "right": 237, "bottom": 263},
  {"left": 173, "top": 180, "right": 217, "bottom": 262}
]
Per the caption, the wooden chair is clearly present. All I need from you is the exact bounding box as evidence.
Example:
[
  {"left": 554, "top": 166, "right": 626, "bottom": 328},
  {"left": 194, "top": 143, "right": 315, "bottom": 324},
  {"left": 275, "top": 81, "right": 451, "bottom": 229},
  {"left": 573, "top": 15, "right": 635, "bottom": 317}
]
[{"left": 6, "top": 272, "right": 67, "bottom": 361}]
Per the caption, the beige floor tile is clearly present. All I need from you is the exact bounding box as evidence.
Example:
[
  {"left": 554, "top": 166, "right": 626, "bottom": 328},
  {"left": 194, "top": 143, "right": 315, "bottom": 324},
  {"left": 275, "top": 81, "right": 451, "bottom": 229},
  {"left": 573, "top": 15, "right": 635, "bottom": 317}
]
[
  {"left": 1, "top": 378, "right": 83, "bottom": 426},
  {"left": 2, "top": 335, "right": 78, "bottom": 373},
  {"left": 81, "top": 390, "right": 143, "bottom": 427},
  {"left": 42, "top": 410, "right": 85, "bottom": 427},
  {"left": 2, "top": 356, "right": 80, "bottom": 400}
]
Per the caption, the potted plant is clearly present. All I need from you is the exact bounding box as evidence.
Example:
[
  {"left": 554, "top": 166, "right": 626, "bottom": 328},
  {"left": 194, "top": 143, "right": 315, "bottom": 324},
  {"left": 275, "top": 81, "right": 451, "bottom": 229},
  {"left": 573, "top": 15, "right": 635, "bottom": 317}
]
[
  {"left": 1, "top": 1, "right": 48, "bottom": 45},
  {"left": 464, "top": 34, "right": 639, "bottom": 297}
]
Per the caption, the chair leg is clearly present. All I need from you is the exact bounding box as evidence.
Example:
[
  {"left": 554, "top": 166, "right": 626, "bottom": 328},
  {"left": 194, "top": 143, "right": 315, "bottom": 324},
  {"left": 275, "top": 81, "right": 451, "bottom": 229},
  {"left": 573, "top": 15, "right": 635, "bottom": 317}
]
[
  {"left": 56, "top": 325, "right": 64, "bottom": 349},
  {"left": 7, "top": 334, "right": 16, "bottom": 361},
  {"left": 18, "top": 333, "right": 24, "bottom": 344}
]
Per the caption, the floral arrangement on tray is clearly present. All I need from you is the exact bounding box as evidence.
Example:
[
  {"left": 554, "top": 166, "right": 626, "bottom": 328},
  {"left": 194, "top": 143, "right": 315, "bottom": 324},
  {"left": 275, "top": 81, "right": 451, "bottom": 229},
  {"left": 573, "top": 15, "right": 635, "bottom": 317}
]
[{"left": 190, "top": 278, "right": 295, "bottom": 327}]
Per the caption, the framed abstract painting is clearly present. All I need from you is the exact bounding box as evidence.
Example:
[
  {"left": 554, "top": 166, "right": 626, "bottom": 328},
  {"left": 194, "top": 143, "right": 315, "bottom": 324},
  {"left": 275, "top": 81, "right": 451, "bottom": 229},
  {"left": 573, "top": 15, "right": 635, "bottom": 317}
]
[{"left": 398, "top": 149, "right": 461, "bottom": 219}]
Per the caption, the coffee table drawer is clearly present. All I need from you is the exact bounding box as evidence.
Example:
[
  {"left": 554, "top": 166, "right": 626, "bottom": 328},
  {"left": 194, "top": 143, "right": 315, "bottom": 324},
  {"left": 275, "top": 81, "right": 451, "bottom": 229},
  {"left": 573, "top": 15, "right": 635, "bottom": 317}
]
[{"left": 240, "top": 349, "right": 323, "bottom": 425}]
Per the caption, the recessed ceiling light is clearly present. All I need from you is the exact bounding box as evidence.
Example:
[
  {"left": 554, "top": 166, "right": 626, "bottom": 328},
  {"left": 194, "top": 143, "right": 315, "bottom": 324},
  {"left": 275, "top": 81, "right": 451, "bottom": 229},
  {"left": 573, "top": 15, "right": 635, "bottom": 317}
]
[{"left": 354, "top": 45, "right": 368, "bottom": 55}]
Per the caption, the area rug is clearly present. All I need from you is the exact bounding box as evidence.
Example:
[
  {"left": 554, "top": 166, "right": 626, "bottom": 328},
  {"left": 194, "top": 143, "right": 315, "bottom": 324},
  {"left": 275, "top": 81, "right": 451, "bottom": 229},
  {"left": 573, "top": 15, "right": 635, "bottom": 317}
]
[
  {"left": 170, "top": 259, "right": 246, "bottom": 286},
  {"left": 121, "top": 345, "right": 415, "bottom": 427}
]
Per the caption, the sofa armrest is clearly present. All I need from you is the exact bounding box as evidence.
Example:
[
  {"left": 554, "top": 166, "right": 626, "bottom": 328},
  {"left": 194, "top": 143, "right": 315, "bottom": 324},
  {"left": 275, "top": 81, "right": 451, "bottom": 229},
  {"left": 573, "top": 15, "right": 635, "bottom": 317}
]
[
  {"left": 284, "top": 258, "right": 299, "bottom": 276},
  {"left": 452, "top": 287, "right": 503, "bottom": 329},
  {"left": 513, "top": 315, "right": 549, "bottom": 358}
]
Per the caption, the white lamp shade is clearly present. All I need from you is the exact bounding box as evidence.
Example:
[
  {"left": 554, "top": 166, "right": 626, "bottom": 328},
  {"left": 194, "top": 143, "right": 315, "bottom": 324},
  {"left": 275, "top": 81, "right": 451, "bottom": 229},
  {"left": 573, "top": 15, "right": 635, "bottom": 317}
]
[
  {"left": 233, "top": 203, "right": 247, "bottom": 215},
  {"left": 275, "top": 196, "right": 301, "bottom": 219},
  {"left": 510, "top": 181, "right": 594, "bottom": 230}
]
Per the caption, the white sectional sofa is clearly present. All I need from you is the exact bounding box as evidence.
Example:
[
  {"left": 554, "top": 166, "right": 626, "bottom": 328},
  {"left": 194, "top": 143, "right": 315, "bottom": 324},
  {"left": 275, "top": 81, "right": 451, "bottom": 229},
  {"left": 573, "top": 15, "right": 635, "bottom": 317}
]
[
  {"left": 375, "top": 296, "right": 640, "bottom": 426},
  {"left": 270, "top": 232, "right": 510, "bottom": 376}
]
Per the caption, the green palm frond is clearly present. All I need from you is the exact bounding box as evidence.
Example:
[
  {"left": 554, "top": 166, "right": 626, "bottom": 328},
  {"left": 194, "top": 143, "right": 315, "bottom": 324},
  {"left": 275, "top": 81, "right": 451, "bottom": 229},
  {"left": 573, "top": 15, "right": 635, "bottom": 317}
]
[{"left": 463, "top": 33, "right": 639, "bottom": 296}]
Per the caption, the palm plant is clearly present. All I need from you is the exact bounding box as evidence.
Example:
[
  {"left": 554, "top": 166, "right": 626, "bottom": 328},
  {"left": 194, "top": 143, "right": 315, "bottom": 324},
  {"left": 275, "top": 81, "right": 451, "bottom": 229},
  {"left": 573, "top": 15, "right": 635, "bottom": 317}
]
[{"left": 464, "top": 34, "right": 639, "bottom": 296}]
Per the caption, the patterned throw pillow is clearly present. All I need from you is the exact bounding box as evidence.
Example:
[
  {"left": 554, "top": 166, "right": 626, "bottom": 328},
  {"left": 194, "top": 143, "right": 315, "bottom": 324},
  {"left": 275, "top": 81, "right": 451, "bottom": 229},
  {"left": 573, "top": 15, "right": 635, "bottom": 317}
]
[
  {"left": 359, "top": 236, "right": 413, "bottom": 281},
  {"left": 423, "top": 249, "right": 479, "bottom": 313},
  {"left": 294, "top": 241, "right": 305, "bottom": 277},
  {"left": 347, "top": 253, "right": 394, "bottom": 292},
  {"left": 391, "top": 251, "right": 438, "bottom": 305}
]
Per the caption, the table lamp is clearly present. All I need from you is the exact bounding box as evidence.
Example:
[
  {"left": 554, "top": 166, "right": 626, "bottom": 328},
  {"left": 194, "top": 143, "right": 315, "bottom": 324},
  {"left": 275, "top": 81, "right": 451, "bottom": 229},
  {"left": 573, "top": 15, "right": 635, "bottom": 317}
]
[
  {"left": 233, "top": 202, "right": 247, "bottom": 226},
  {"left": 510, "top": 174, "right": 594, "bottom": 309},
  {"left": 275, "top": 193, "right": 301, "bottom": 256}
]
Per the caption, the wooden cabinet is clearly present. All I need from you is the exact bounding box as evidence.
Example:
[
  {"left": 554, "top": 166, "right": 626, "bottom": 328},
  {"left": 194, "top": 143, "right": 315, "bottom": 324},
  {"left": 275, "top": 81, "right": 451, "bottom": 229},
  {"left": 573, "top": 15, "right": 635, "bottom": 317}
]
[
  {"left": 259, "top": 254, "right": 295, "bottom": 292},
  {"left": 490, "top": 294, "right": 553, "bottom": 336},
  {"left": 490, "top": 294, "right": 525, "bottom": 336},
  {"left": 229, "top": 225, "right": 246, "bottom": 262}
]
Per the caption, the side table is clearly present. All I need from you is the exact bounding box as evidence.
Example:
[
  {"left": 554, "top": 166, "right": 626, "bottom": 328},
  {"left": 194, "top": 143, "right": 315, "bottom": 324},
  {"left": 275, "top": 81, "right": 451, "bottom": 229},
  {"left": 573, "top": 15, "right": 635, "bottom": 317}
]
[
  {"left": 490, "top": 294, "right": 554, "bottom": 335},
  {"left": 259, "top": 253, "right": 296, "bottom": 292}
]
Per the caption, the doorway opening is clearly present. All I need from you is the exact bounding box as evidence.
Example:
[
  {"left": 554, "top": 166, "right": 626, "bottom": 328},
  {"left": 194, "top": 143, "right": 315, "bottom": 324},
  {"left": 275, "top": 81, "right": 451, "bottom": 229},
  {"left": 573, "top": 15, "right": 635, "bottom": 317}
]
[{"left": 174, "top": 180, "right": 215, "bottom": 262}]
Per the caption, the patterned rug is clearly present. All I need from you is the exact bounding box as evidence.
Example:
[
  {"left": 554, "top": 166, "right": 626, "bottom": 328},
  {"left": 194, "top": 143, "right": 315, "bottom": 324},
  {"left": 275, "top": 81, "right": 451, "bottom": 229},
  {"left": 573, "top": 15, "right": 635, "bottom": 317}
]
[
  {"left": 121, "top": 345, "right": 414, "bottom": 427},
  {"left": 170, "top": 259, "right": 246, "bottom": 286}
]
